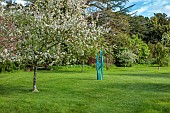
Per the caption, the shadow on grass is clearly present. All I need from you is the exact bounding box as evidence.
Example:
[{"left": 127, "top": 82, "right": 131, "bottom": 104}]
[
  {"left": 64, "top": 77, "right": 97, "bottom": 81},
  {"left": 106, "top": 82, "right": 170, "bottom": 93},
  {"left": 36, "top": 66, "right": 95, "bottom": 74},
  {"left": 0, "top": 85, "right": 31, "bottom": 95},
  {"left": 110, "top": 73, "right": 170, "bottom": 79},
  {"left": 38, "top": 70, "right": 85, "bottom": 74}
]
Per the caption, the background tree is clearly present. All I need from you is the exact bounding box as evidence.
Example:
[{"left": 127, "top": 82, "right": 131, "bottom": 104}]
[
  {"left": 129, "top": 15, "right": 149, "bottom": 41},
  {"left": 85, "top": 0, "right": 133, "bottom": 13},
  {"left": 162, "top": 32, "right": 170, "bottom": 48},
  {"left": 153, "top": 42, "right": 169, "bottom": 70},
  {"left": 128, "top": 35, "right": 150, "bottom": 64},
  {"left": 86, "top": 0, "right": 132, "bottom": 69},
  {"left": 146, "top": 13, "right": 170, "bottom": 43}
]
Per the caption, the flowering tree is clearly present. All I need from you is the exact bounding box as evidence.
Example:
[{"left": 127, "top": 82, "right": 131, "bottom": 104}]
[
  {"left": 12, "top": 0, "right": 104, "bottom": 92},
  {"left": 64, "top": 23, "right": 105, "bottom": 72},
  {"left": 0, "top": 3, "right": 19, "bottom": 72}
]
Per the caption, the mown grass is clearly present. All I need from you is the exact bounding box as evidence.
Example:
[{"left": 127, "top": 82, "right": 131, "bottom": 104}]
[{"left": 1, "top": 65, "right": 170, "bottom": 113}]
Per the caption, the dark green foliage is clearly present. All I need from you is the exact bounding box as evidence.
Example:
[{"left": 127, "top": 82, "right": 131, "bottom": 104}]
[
  {"left": 147, "top": 13, "right": 170, "bottom": 43},
  {"left": 129, "top": 15, "right": 149, "bottom": 41},
  {"left": 0, "top": 61, "right": 17, "bottom": 72},
  {"left": 129, "top": 13, "right": 170, "bottom": 43}
]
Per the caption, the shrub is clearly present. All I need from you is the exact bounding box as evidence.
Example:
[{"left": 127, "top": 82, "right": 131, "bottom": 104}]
[
  {"left": 115, "top": 48, "right": 137, "bottom": 67},
  {"left": 0, "top": 61, "right": 17, "bottom": 72}
]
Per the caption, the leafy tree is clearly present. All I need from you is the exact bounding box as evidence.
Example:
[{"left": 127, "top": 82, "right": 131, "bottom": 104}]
[
  {"left": 153, "top": 32, "right": 170, "bottom": 68},
  {"left": 152, "top": 13, "right": 170, "bottom": 25},
  {"left": 162, "top": 32, "right": 170, "bottom": 47},
  {"left": 104, "top": 33, "right": 131, "bottom": 68},
  {"left": 129, "top": 13, "right": 170, "bottom": 43},
  {"left": 102, "top": 13, "right": 130, "bottom": 67},
  {"left": 129, "top": 35, "right": 150, "bottom": 64},
  {"left": 147, "top": 13, "right": 170, "bottom": 43},
  {"left": 154, "top": 42, "right": 169, "bottom": 70},
  {"left": 85, "top": 0, "right": 133, "bottom": 67}
]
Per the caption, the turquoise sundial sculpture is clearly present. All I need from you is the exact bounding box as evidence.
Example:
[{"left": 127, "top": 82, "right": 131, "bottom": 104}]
[{"left": 96, "top": 50, "right": 104, "bottom": 80}]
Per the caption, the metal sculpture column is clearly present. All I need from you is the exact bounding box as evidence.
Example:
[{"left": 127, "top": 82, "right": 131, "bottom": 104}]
[{"left": 96, "top": 50, "right": 104, "bottom": 80}]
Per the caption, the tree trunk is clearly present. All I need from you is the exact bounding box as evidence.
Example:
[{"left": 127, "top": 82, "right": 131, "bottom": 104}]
[
  {"left": 32, "top": 66, "right": 39, "bottom": 92},
  {"left": 106, "top": 57, "right": 109, "bottom": 70},
  {"left": 158, "top": 66, "right": 160, "bottom": 70},
  {"left": 81, "top": 60, "right": 84, "bottom": 73}
]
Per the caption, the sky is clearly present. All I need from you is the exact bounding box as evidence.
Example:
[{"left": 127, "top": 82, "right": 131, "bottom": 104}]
[
  {"left": 15, "top": 0, "right": 27, "bottom": 5},
  {"left": 15, "top": 0, "right": 170, "bottom": 17},
  {"left": 127, "top": 0, "right": 170, "bottom": 17}
]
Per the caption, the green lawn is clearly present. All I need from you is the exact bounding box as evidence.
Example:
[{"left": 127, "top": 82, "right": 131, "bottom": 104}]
[{"left": 1, "top": 65, "right": 170, "bottom": 113}]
